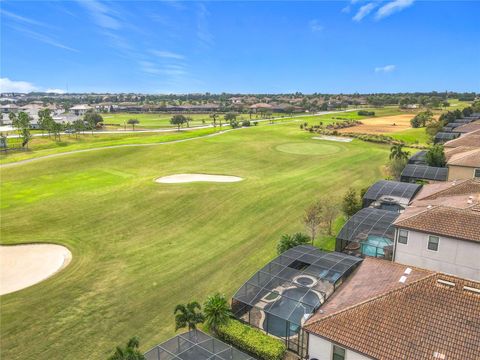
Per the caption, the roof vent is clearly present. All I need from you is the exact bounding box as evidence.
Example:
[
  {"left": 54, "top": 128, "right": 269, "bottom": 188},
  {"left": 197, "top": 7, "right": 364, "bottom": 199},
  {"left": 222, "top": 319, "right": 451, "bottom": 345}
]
[
  {"left": 433, "top": 352, "right": 446, "bottom": 359},
  {"left": 437, "top": 279, "right": 455, "bottom": 287},
  {"left": 427, "top": 205, "right": 433, "bottom": 209},
  {"left": 404, "top": 267, "right": 412, "bottom": 275},
  {"left": 399, "top": 276, "right": 407, "bottom": 283},
  {"left": 467, "top": 199, "right": 473, "bottom": 204},
  {"left": 469, "top": 196, "right": 474, "bottom": 199},
  {"left": 463, "top": 286, "right": 480, "bottom": 295}
]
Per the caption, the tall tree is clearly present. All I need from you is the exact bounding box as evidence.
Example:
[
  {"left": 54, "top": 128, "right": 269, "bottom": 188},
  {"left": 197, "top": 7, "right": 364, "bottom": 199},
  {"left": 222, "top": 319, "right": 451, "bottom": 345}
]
[
  {"left": 389, "top": 144, "right": 409, "bottom": 161},
  {"left": 174, "top": 301, "right": 205, "bottom": 331},
  {"left": 341, "top": 188, "right": 362, "bottom": 217},
  {"left": 17, "top": 112, "right": 32, "bottom": 149},
  {"left": 170, "top": 114, "right": 187, "bottom": 131},
  {"left": 127, "top": 118, "right": 139, "bottom": 130},
  {"left": 108, "top": 337, "right": 145, "bottom": 360},
  {"left": 38, "top": 108, "right": 53, "bottom": 136},
  {"left": 210, "top": 113, "right": 218, "bottom": 127},
  {"left": 303, "top": 202, "right": 322, "bottom": 245},
  {"left": 318, "top": 197, "right": 340, "bottom": 236},
  {"left": 203, "top": 293, "right": 232, "bottom": 333}
]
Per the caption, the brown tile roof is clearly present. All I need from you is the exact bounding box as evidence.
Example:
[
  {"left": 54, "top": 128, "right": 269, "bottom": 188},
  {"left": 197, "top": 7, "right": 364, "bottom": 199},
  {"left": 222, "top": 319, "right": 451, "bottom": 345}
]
[
  {"left": 447, "top": 148, "right": 480, "bottom": 168},
  {"left": 445, "top": 146, "right": 478, "bottom": 160},
  {"left": 305, "top": 274, "right": 480, "bottom": 360},
  {"left": 444, "top": 129, "right": 480, "bottom": 148},
  {"left": 394, "top": 205, "right": 480, "bottom": 243},
  {"left": 305, "top": 258, "right": 432, "bottom": 324},
  {"left": 454, "top": 120, "right": 480, "bottom": 134},
  {"left": 419, "top": 179, "right": 480, "bottom": 200}
]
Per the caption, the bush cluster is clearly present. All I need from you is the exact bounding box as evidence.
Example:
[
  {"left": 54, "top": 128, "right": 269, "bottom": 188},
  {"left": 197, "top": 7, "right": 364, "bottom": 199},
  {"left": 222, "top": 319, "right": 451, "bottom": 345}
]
[
  {"left": 217, "top": 320, "right": 286, "bottom": 360},
  {"left": 357, "top": 110, "right": 375, "bottom": 116}
]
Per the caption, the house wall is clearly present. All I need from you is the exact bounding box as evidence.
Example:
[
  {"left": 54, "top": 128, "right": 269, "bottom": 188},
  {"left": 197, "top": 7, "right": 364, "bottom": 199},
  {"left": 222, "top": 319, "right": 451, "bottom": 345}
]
[
  {"left": 308, "top": 334, "right": 370, "bottom": 360},
  {"left": 447, "top": 165, "right": 478, "bottom": 180},
  {"left": 394, "top": 228, "right": 480, "bottom": 281}
]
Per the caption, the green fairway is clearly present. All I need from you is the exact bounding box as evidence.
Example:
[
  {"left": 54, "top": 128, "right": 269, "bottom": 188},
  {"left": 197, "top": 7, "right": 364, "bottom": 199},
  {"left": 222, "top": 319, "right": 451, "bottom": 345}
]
[
  {"left": 390, "top": 127, "right": 431, "bottom": 145},
  {"left": 0, "top": 123, "right": 388, "bottom": 359}
]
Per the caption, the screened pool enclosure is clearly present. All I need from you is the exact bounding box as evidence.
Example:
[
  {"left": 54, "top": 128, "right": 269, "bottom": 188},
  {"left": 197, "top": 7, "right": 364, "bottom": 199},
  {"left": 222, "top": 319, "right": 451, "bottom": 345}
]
[
  {"left": 336, "top": 208, "right": 399, "bottom": 259},
  {"left": 362, "top": 180, "right": 422, "bottom": 211},
  {"left": 232, "top": 245, "right": 362, "bottom": 356},
  {"left": 144, "top": 330, "right": 255, "bottom": 360}
]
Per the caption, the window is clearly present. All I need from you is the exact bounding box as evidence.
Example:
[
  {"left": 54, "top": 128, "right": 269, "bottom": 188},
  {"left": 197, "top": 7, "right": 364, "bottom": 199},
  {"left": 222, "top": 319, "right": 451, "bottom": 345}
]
[
  {"left": 332, "top": 345, "right": 346, "bottom": 360},
  {"left": 398, "top": 229, "right": 408, "bottom": 244},
  {"left": 474, "top": 168, "right": 480, "bottom": 178},
  {"left": 428, "top": 235, "right": 439, "bottom": 251}
]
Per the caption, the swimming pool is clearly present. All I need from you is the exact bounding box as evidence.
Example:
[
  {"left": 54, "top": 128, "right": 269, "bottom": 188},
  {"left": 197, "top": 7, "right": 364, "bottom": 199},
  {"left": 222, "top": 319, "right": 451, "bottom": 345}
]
[
  {"left": 263, "top": 288, "right": 319, "bottom": 337},
  {"left": 361, "top": 235, "right": 392, "bottom": 257}
]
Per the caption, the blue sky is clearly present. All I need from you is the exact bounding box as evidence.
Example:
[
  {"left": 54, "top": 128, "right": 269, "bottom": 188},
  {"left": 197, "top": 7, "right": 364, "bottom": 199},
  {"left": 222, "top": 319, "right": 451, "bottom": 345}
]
[{"left": 1, "top": 1, "right": 479, "bottom": 94}]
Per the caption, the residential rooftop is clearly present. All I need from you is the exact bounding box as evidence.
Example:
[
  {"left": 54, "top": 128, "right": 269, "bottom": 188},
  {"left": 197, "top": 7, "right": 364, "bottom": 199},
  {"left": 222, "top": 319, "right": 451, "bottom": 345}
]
[
  {"left": 447, "top": 148, "right": 480, "bottom": 168},
  {"left": 304, "top": 274, "right": 480, "bottom": 360},
  {"left": 394, "top": 205, "right": 480, "bottom": 243},
  {"left": 305, "top": 257, "right": 432, "bottom": 325},
  {"left": 444, "top": 129, "right": 480, "bottom": 148}
]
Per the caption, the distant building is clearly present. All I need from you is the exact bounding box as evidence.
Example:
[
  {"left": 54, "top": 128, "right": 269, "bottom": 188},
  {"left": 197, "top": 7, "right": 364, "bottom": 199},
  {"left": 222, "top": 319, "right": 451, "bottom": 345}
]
[{"left": 70, "top": 104, "right": 92, "bottom": 116}]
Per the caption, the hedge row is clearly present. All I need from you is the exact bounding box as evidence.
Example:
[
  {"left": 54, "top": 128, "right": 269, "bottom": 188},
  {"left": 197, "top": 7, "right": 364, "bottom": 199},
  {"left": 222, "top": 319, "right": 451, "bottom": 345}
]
[{"left": 217, "top": 320, "right": 286, "bottom": 360}]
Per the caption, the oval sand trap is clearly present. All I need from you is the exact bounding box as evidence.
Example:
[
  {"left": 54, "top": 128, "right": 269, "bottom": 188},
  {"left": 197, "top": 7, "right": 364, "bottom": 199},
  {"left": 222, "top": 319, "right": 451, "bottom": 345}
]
[
  {"left": 276, "top": 142, "right": 343, "bottom": 155},
  {"left": 156, "top": 174, "right": 243, "bottom": 183},
  {"left": 0, "top": 244, "right": 72, "bottom": 295}
]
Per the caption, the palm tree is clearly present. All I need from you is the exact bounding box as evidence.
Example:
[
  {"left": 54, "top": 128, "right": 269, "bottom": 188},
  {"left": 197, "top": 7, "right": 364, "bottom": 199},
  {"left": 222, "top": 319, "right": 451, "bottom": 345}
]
[
  {"left": 203, "top": 293, "right": 232, "bottom": 332},
  {"left": 389, "top": 144, "right": 409, "bottom": 161},
  {"left": 174, "top": 301, "right": 205, "bottom": 331},
  {"left": 108, "top": 337, "right": 145, "bottom": 360}
]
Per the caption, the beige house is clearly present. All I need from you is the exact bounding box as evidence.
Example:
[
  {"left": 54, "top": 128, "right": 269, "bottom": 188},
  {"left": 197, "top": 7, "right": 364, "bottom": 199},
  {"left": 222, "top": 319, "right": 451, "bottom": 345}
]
[{"left": 446, "top": 148, "right": 480, "bottom": 180}]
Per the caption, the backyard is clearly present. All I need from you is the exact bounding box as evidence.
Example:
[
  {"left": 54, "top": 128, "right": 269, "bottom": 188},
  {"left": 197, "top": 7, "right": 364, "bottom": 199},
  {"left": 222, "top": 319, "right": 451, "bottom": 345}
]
[{"left": 0, "top": 122, "right": 388, "bottom": 359}]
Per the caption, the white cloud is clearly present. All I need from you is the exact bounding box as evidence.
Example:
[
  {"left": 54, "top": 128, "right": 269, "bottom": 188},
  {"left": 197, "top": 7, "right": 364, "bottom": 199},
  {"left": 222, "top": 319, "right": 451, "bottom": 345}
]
[
  {"left": 45, "top": 88, "right": 66, "bottom": 94},
  {"left": 76, "top": 0, "right": 121, "bottom": 30},
  {"left": 0, "top": 78, "right": 38, "bottom": 93},
  {"left": 151, "top": 50, "right": 185, "bottom": 60},
  {"left": 0, "top": 9, "right": 49, "bottom": 27},
  {"left": 353, "top": 3, "right": 377, "bottom": 21},
  {"left": 375, "top": 64, "right": 396, "bottom": 73},
  {"left": 375, "top": 0, "right": 414, "bottom": 20},
  {"left": 309, "top": 19, "right": 324, "bottom": 32},
  {"left": 13, "top": 26, "right": 79, "bottom": 52},
  {"left": 341, "top": 6, "right": 351, "bottom": 13},
  {"left": 196, "top": 3, "right": 213, "bottom": 47}
]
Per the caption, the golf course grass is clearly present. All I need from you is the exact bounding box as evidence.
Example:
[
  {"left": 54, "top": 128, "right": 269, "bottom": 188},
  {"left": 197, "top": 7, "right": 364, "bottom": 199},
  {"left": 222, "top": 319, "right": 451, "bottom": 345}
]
[{"left": 0, "top": 123, "right": 388, "bottom": 359}]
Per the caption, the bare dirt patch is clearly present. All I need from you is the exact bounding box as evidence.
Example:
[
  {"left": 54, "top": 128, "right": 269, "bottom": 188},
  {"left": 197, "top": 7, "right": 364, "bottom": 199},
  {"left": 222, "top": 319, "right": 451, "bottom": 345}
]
[
  {"left": 0, "top": 244, "right": 72, "bottom": 295},
  {"left": 338, "top": 114, "right": 415, "bottom": 134},
  {"left": 156, "top": 174, "right": 243, "bottom": 183}
]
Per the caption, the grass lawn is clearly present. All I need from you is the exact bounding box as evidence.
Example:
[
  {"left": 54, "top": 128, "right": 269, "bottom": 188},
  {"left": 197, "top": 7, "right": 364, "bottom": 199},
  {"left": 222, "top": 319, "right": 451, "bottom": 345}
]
[
  {"left": 0, "top": 123, "right": 388, "bottom": 360},
  {"left": 101, "top": 112, "right": 289, "bottom": 129},
  {"left": 0, "top": 128, "right": 219, "bottom": 165},
  {"left": 390, "top": 127, "right": 430, "bottom": 145}
]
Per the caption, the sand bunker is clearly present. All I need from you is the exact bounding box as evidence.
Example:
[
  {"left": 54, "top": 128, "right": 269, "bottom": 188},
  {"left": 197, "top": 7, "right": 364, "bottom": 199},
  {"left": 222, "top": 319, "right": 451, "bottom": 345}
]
[
  {"left": 0, "top": 244, "right": 72, "bottom": 295},
  {"left": 156, "top": 174, "right": 243, "bottom": 183},
  {"left": 313, "top": 135, "right": 353, "bottom": 143}
]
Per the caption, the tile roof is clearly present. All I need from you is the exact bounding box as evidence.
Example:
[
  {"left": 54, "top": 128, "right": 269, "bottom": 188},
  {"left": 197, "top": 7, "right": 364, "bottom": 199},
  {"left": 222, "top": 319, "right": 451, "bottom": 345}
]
[
  {"left": 445, "top": 146, "right": 478, "bottom": 160},
  {"left": 447, "top": 148, "right": 480, "bottom": 167},
  {"left": 443, "top": 129, "right": 480, "bottom": 148},
  {"left": 305, "top": 257, "right": 432, "bottom": 324},
  {"left": 394, "top": 205, "right": 480, "bottom": 243},
  {"left": 419, "top": 179, "right": 480, "bottom": 200},
  {"left": 454, "top": 120, "right": 480, "bottom": 134},
  {"left": 305, "top": 274, "right": 480, "bottom": 360}
]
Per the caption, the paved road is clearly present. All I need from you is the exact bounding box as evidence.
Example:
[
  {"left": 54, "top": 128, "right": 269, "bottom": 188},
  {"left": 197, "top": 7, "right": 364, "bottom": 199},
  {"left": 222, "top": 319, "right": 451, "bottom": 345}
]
[{"left": 4, "top": 109, "right": 357, "bottom": 138}]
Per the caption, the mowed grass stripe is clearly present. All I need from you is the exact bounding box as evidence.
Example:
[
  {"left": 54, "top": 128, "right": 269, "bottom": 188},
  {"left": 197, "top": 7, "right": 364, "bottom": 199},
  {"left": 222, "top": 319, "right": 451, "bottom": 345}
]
[{"left": 0, "top": 123, "right": 387, "bottom": 359}]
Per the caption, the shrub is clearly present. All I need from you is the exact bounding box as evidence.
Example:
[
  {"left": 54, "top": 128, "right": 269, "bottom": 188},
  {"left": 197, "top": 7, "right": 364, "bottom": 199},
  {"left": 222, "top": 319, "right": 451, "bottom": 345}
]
[
  {"left": 357, "top": 110, "right": 375, "bottom": 116},
  {"left": 217, "top": 320, "right": 286, "bottom": 360},
  {"left": 253, "top": 121, "right": 258, "bottom": 126},
  {"left": 276, "top": 233, "right": 310, "bottom": 254},
  {"left": 241, "top": 120, "right": 251, "bottom": 127}
]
